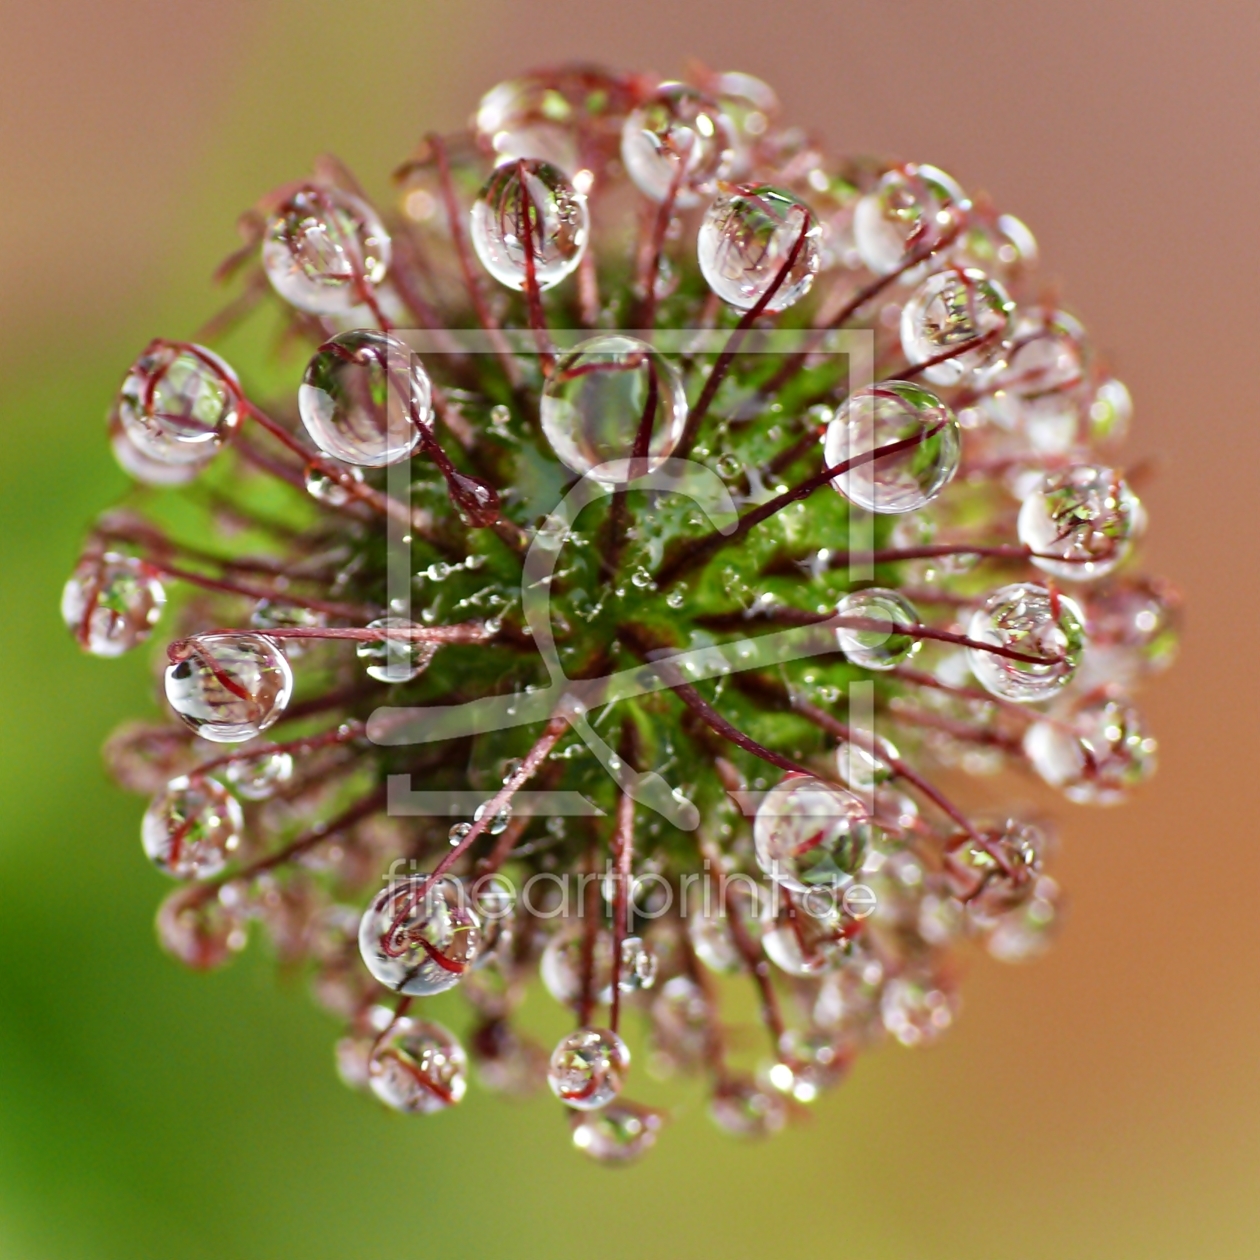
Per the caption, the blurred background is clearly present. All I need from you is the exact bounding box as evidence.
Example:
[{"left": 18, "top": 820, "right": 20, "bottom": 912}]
[{"left": 1, "top": 1, "right": 1256, "bottom": 1256}]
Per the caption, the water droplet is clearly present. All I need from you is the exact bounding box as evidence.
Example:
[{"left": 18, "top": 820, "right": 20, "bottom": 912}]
[
  {"left": 357, "top": 617, "right": 438, "bottom": 683},
  {"left": 943, "top": 820, "right": 1043, "bottom": 919},
  {"left": 900, "top": 266, "right": 1014, "bottom": 385},
  {"left": 967, "top": 582, "right": 1085, "bottom": 702},
  {"left": 448, "top": 821, "right": 473, "bottom": 845},
  {"left": 771, "top": 1028, "right": 854, "bottom": 1102},
  {"left": 117, "top": 340, "right": 240, "bottom": 466},
  {"left": 835, "top": 588, "right": 922, "bottom": 670},
  {"left": 298, "top": 330, "right": 428, "bottom": 467},
  {"left": 951, "top": 209, "right": 1038, "bottom": 279},
  {"left": 617, "top": 936, "right": 658, "bottom": 992},
  {"left": 547, "top": 1026, "right": 630, "bottom": 1110},
  {"left": 1083, "top": 576, "right": 1181, "bottom": 678},
  {"left": 473, "top": 800, "right": 512, "bottom": 835},
  {"left": 1087, "top": 377, "right": 1132, "bottom": 446},
  {"left": 1023, "top": 695, "right": 1156, "bottom": 804},
  {"left": 880, "top": 965, "right": 959, "bottom": 1046},
  {"left": 470, "top": 159, "right": 590, "bottom": 291},
  {"left": 620, "top": 83, "right": 733, "bottom": 205},
  {"left": 697, "top": 185, "right": 821, "bottom": 312},
  {"left": 571, "top": 1100, "right": 664, "bottom": 1163},
  {"left": 110, "top": 410, "right": 207, "bottom": 484},
  {"left": 761, "top": 904, "right": 848, "bottom": 976},
  {"left": 853, "top": 163, "right": 968, "bottom": 275},
  {"left": 250, "top": 600, "right": 325, "bottom": 660},
  {"left": 540, "top": 925, "right": 615, "bottom": 1005},
  {"left": 709, "top": 1076, "right": 787, "bottom": 1138},
  {"left": 630, "top": 566, "right": 654, "bottom": 589},
  {"left": 825, "top": 381, "right": 960, "bottom": 514},
  {"left": 649, "top": 975, "right": 711, "bottom": 1069},
  {"left": 834, "top": 731, "right": 899, "bottom": 790},
  {"left": 540, "top": 335, "right": 687, "bottom": 483},
  {"left": 754, "top": 775, "right": 874, "bottom": 893},
  {"left": 62, "top": 552, "right": 165, "bottom": 657},
  {"left": 142, "top": 775, "right": 242, "bottom": 879},
  {"left": 368, "top": 1017, "right": 467, "bottom": 1113},
  {"left": 224, "top": 749, "right": 294, "bottom": 801},
  {"left": 665, "top": 588, "right": 686, "bottom": 609},
  {"left": 1018, "top": 464, "right": 1140, "bottom": 581},
  {"left": 304, "top": 461, "right": 364, "bottom": 506},
  {"left": 165, "top": 633, "right": 294, "bottom": 743},
  {"left": 261, "top": 185, "right": 390, "bottom": 315},
  {"left": 156, "top": 886, "right": 247, "bottom": 970},
  {"left": 490, "top": 404, "right": 512, "bottom": 428},
  {"left": 985, "top": 875, "right": 1062, "bottom": 962},
  {"left": 358, "top": 876, "right": 481, "bottom": 995}
]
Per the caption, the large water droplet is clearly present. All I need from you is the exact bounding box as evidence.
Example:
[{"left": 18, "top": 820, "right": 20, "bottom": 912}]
[
  {"left": 571, "top": 1100, "right": 664, "bottom": 1163},
  {"left": 943, "top": 820, "right": 1044, "bottom": 919},
  {"left": 224, "top": 748, "right": 294, "bottom": 801},
  {"left": 262, "top": 185, "right": 390, "bottom": 315},
  {"left": 967, "top": 582, "right": 1085, "bottom": 703},
  {"left": 853, "top": 163, "right": 968, "bottom": 275},
  {"left": 368, "top": 1017, "right": 467, "bottom": 1113},
  {"left": 164, "top": 634, "right": 293, "bottom": 743},
  {"left": 825, "top": 381, "right": 960, "bottom": 514},
  {"left": 697, "top": 185, "right": 820, "bottom": 313},
  {"left": 357, "top": 616, "right": 438, "bottom": 683},
  {"left": 142, "top": 774, "right": 242, "bottom": 879},
  {"left": 1017, "top": 464, "right": 1140, "bottom": 581},
  {"left": 620, "top": 83, "right": 733, "bottom": 205},
  {"left": 540, "top": 925, "right": 615, "bottom": 1005},
  {"left": 298, "top": 330, "right": 427, "bottom": 467},
  {"left": 62, "top": 552, "right": 165, "bottom": 657},
  {"left": 547, "top": 1026, "right": 630, "bottom": 1110},
  {"left": 540, "top": 335, "right": 687, "bottom": 483},
  {"left": 899, "top": 266, "right": 1014, "bottom": 385},
  {"left": 358, "top": 876, "right": 481, "bottom": 995},
  {"left": 118, "top": 340, "right": 240, "bottom": 467},
  {"left": 835, "top": 588, "right": 921, "bottom": 671},
  {"left": 470, "top": 159, "right": 589, "bottom": 291},
  {"left": 754, "top": 775, "right": 873, "bottom": 893}
]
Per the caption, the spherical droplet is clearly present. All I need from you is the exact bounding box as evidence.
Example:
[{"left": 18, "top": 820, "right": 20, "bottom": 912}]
[
  {"left": 835, "top": 588, "right": 922, "bottom": 670},
  {"left": 164, "top": 633, "right": 294, "bottom": 743},
  {"left": 761, "top": 903, "right": 849, "bottom": 976},
  {"left": 156, "top": 886, "right": 247, "bottom": 969},
  {"left": 986, "top": 876, "right": 1063, "bottom": 963},
  {"left": 943, "top": 820, "right": 1043, "bottom": 919},
  {"left": 1023, "top": 694, "right": 1156, "bottom": 805},
  {"left": 967, "top": 583, "right": 1086, "bottom": 703},
  {"left": 304, "top": 460, "right": 364, "bottom": 506},
  {"left": 835, "top": 730, "right": 899, "bottom": 791},
  {"left": 224, "top": 749, "right": 294, "bottom": 801},
  {"left": 754, "top": 775, "right": 873, "bottom": 893},
  {"left": 571, "top": 1101, "right": 664, "bottom": 1164},
  {"left": 899, "top": 267, "right": 1014, "bottom": 385},
  {"left": 262, "top": 185, "right": 390, "bottom": 315},
  {"left": 620, "top": 83, "right": 733, "bottom": 205},
  {"left": 142, "top": 774, "right": 242, "bottom": 879},
  {"left": 951, "top": 209, "right": 1039, "bottom": 280},
  {"left": 470, "top": 159, "right": 589, "bottom": 291},
  {"left": 540, "top": 334, "right": 687, "bottom": 483},
  {"left": 697, "top": 185, "right": 821, "bottom": 313},
  {"left": 547, "top": 1026, "right": 630, "bottom": 1110},
  {"left": 1017, "top": 464, "right": 1140, "bottom": 581},
  {"left": 541, "top": 925, "right": 615, "bottom": 1006},
  {"left": 358, "top": 876, "right": 481, "bottom": 995},
  {"left": 62, "top": 552, "right": 165, "bottom": 657},
  {"left": 1084, "top": 576, "right": 1181, "bottom": 678},
  {"left": 117, "top": 340, "right": 240, "bottom": 467},
  {"left": 1087, "top": 377, "right": 1133, "bottom": 446},
  {"left": 853, "top": 163, "right": 968, "bottom": 275},
  {"left": 825, "top": 381, "right": 961, "bottom": 514},
  {"left": 298, "top": 330, "right": 428, "bottom": 467},
  {"left": 880, "top": 964, "right": 959, "bottom": 1046},
  {"left": 357, "top": 617, "right": 438, "bottom": 683},
  {"left": 368, "top": 1017, "right": 467, "bottom": 1113},
  {"left": 617, "top": 935, "right": 658, "bottom": 992},
  {"left": 709, "top": 1076, "right": 787, "bottom": 1138},
  {"left": 771, "top": 1027, "right": 854, "bottom": 1102}
]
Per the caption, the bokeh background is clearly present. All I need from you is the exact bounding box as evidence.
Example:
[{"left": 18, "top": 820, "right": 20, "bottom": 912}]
[{"left": 2, "top": 2, "right": 1257, "bottom": 1256}]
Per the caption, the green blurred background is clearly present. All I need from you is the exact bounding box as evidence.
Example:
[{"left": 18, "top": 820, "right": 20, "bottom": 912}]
[{"left": 1, "top": 2, "right": 1256, "bottom": 1256}]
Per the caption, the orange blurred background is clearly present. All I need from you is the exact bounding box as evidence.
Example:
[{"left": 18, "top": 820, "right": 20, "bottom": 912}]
[{"left": 1, "top": 2, "right": 1256, "bottom": 1257}]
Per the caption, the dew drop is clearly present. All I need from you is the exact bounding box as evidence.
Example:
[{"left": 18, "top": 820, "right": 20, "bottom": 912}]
[
  {"left": 142, "top": 775, "right": 242, "bottom": 880},
  {"left": 165, "top": 633, "right": 293, "bottom": 743},
  {"left": 62, "top": 552, "right": 166, "bottom": 657}
]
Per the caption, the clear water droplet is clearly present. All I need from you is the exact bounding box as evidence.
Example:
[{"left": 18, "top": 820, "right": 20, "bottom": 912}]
[
  {"left": 358, "top": 876, "right": 481, "bottom": 995},
  {"left": 165, "top": 633, "right": 293, "bottom": 743},
  {"left": 156, "top": 887, "right": 247, "bottom": 970},
  {"left": 697, "top": 185, "right": 821, "bottom": 312},
  {"left": 836, "top": 587, "right": 922, "bottom": 671},
  {"left": 943, "top": 820, "right": 1043, "bottom": 918},
  {"left": 62, "top": 552, "right": 165, "bottom": 657},
  {"left": 985, "top": 875, "right": 1062, "bottom": 962},
  {"left": 571, "top": 1100, "right": 664, "bottom": 1163},
  {"left": 853, "top": 163, "right": 967, "bottom": 275},
  {"left": 617, "top": 935, "right": 658, "bottom": 992},
  {"left": 825, "top": 381, "right": 960, "bottom": 514},
  {"left": 1018, "top": 464, "right": 1140, "bottom": 581},
  {"left": 540, "top": 335, "right": 687, "bottom": 484},
  {"left": 304, "top": 461, "right": 364, "bottom": 506},
  {"left": 709, "top": 1076, "right": 787, "bottom": 1138},
  {"left": 357, "top": 617, "right": 438, "bottom": 683},
  {"left": 368, "top": 1017, "right": 467, "bottom": 1113},
  {"left": 900, "top": 266, "right": 1014, "bottom": 385},
  {"left": 547, "top": 1026, "right": 630, "bottom": 1110},
  {"left": 298, "top": 330, "right": 428, "bottom": 467},
  {"left": 117, "top": 341, "right": 240, "bottom": 466},
  {"left": 620, "top": 83, "right": 733, "bottom": 205},
  {"left": 262, "top": 185, "right": 390, "bottom": 315},
  {"left": 834, "top": 731, "right": 899, "bottom": 790},
  {"left": 540, "top": 925, "right": 615, "bottom": 1005},
  {"left": 142, "top": 774, "right": 242, "bottom": 879},
  {"left": 470, "top": 159, "right": 590, "bottom": 291},
  {"left": 967, "top": 582, "right": 1085, "bottom": 702},
  {"left": 224, "top": 749, "right": 294, "bottom": 801},
  {"left": 473, "top": 800, "right": 512, "bottom": 835},
  {"left": 754, "top": 775, "right": 874, "bottom": 893},
  {"left": 880, "top": 964, "right": 959, "bottom": 1046},
  {"left": 1023, "top": 695, "right": 1156, "bottom": 804}
]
